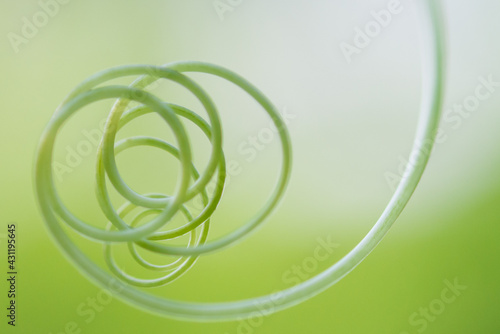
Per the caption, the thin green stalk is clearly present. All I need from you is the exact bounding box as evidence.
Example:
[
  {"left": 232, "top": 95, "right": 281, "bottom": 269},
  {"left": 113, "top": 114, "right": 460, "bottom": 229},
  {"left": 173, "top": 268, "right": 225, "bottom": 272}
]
[{"left": 34, "top": 0, "right": 445, "bottom": 321}]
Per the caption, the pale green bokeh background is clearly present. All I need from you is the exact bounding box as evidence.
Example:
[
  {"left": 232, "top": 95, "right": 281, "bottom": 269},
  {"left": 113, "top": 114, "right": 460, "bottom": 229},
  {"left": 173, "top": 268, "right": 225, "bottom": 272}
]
[{"left": 1, "top": 0, "right": 499, "bottom": 333}]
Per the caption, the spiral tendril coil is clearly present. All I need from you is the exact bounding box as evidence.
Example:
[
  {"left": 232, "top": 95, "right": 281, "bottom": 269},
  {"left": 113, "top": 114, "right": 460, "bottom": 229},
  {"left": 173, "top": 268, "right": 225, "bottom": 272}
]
[
  {"left": 36, "top": 61, "right": 292, "bottom": 289},
  {"left": 35, "top": 0, "right": 445, "bottom": 321}
]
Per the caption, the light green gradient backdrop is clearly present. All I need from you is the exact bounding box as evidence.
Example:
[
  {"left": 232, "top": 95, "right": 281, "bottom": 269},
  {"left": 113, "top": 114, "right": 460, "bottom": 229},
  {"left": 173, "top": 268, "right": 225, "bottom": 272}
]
[{"left": 0, "top": 0, "right": 499, "bottom": 333}]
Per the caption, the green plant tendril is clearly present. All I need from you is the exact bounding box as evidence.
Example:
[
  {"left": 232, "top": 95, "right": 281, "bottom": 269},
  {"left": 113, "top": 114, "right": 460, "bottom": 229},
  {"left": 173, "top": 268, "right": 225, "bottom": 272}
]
[{"left": 35, "top": 0, "right": 445, "bottom": 321}]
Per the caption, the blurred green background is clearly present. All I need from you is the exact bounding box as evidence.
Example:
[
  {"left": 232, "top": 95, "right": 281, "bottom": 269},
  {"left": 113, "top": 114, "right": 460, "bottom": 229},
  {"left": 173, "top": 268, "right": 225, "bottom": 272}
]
[{"left": 1, "top": 0, "right": 499, "bottom": 333}]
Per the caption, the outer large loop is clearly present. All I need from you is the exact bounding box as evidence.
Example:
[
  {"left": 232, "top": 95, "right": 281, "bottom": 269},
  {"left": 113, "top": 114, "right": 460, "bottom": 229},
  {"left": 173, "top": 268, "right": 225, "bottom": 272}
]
[
  {"left": 38, "top": 85, "right": 192, "bottom": 242},
  {"left": 35, "top": 0, "right": 445, "bottom": 321}
]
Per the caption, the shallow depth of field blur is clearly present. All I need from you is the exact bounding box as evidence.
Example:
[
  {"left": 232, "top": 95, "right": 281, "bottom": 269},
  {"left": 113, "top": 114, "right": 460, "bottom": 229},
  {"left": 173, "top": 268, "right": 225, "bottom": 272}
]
[{"left": 1, "top": 0, "right": 499, "bottom": 333}]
